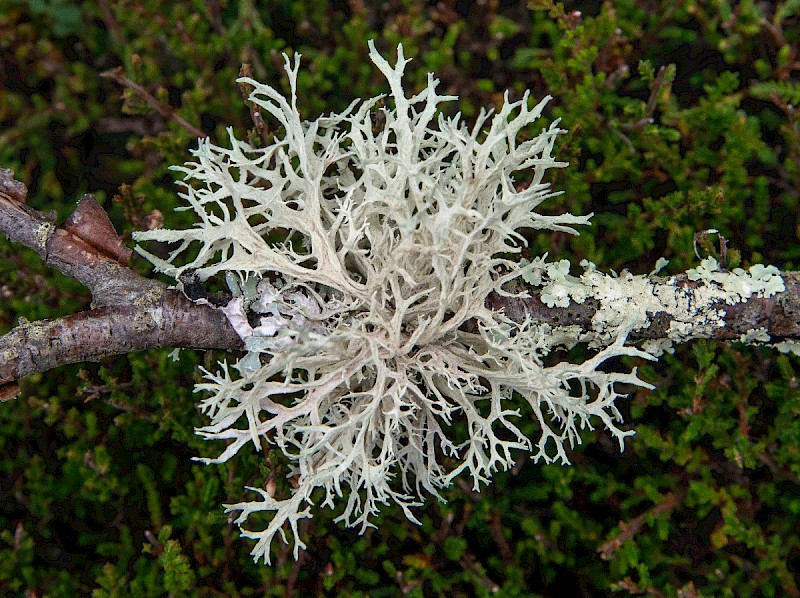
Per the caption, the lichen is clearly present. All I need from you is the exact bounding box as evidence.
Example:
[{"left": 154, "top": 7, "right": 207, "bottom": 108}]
[
  {"left": 35, "top": 221, "right": 53, "bottom": 253},
  {"left": 133, "top": 42, "right": 664, "bottom": 564},
  {"left": 523, "top": 255, "right": 784, "bottom": 354},
  {"left": 687, "top": 256, "right": 784, "bottom": 302},
  {"left": 771, "top": 340, "right": 800, "bottom": 356},
  {"left": 740, "top": 327, "right": 770, "bottom": 343}
]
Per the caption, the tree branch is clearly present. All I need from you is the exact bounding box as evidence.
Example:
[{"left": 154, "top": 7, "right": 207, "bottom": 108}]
[
  {"left": 487, "top": 273, "right": 800, "bottom": 343},
  {"left": 0, "top": 298, "right": 242, "bottom": 385},
  {"left": 2, "top": 167, "right": 799, "bottom": 396},
  {"left": 0, "top": 169, "right": 243, "bottom": 395}
]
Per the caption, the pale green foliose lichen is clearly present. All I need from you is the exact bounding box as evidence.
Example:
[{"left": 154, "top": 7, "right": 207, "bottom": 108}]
[
  {"left": 740, "top": 327, "right": 770, "bottom": 343},
  {"left": 522, "top": 255, "right": 784, "bottom": 355},
  {"left": 772, "top": 340, "right": 800, "bottom": 356},
  {"left": 687, "top": 256, "right": 784, "bottom": 302},
  {"left": 133, "top": 42, "right": 660, "bottom": 564}
]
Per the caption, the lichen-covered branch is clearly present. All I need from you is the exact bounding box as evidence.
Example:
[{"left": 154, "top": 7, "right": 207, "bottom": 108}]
[
  {"left": 126, "top": 43, "right": 798, "bottom": 564},
  {"left": 2, "top": 43, "right": 799, "bottom": 566},
  {"left": 492, "top": 272, "right": 800, "bottom": 344},
  {"left": 3, "top": 161, "right": 799, "bottom": 392},
  {"left": 487, "top": 261, "right": 800, "bottom": 355}
]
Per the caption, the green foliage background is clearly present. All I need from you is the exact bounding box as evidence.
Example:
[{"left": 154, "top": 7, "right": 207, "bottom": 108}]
[{"left": 1, "top": 0, "right": 799, "bottom": 595}]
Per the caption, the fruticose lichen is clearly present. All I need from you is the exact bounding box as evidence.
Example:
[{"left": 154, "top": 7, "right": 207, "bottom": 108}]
[{"left": 132, "top": 42, "right": 778, "bottom": 565}]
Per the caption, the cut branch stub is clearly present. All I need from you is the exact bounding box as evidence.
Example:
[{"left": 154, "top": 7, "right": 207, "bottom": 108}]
[
  {"left": 62, "top": 195, "right": 133, "bottom": 265},
  {"left": 0, "top": 382, "right": 20, "bottom": 402},
  {"left": 0, "top": 167, "right": 27, "bottom": 203}
]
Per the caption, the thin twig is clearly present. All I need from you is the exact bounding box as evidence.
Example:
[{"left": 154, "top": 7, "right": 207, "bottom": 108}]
[
  {"left": 97, "top": 0, "right": 124, "bottom": 47},
  {"left": 100, "top": 68, "right": 207, "bottom": 139},
  {"left": 645, "top": 65, "right": 668, "bottom": 119},
  {"left": 598, "top": 491, "right": 681, "bottom": 560},
  {"left": 488, "top": 510, "right": 514, "bottom": 564},
  {"left": 621, "top": 65, "right": 669, "bottom": 132},
  {"left": 239, "top": 63, "right": 271, "bottom": 146},
  {"left": 459, "top": 552, "right": 500, "bottom": 593}
]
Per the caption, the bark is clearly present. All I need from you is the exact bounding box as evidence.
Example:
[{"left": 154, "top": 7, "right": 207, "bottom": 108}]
[
  {"left": 0, "top": 298, "right": 243, "bottom": 385},
  {"left": 2, "top": 168, "right": 799, "bottom": 397},
  {"left": 0, "top": 168, "right": 243, "bottom": 396}
]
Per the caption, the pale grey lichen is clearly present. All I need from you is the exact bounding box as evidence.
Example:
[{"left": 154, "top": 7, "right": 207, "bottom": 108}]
[
  {"left": 649, "top": 257, "right": 670, "bottom": 276},
  {"left": 538, "top": 258, "right": 589, "bottom": 307},
  {"left": 641, "top": 337, "right": 675, "bottom": 358},
  {"left": 133, "top": 42, "right": 673, "bottom": 564}
]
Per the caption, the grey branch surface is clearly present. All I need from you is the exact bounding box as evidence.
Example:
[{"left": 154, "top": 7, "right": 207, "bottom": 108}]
[
  {"left": 2, "top": 168, "right": 799, "bottom": 394},
  {"left": 0, "top": 169, "right": 243, "bottom": 395}
]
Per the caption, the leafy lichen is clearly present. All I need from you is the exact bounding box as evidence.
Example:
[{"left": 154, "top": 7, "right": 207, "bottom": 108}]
[{"left": 523, "top": 255, "right": 784, "bottom": 354}]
